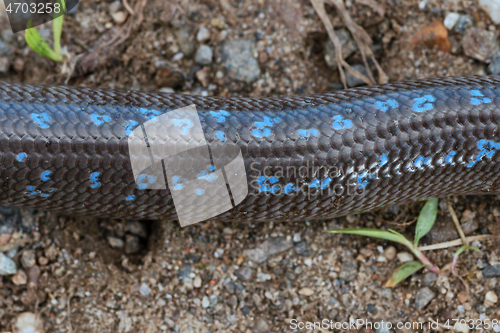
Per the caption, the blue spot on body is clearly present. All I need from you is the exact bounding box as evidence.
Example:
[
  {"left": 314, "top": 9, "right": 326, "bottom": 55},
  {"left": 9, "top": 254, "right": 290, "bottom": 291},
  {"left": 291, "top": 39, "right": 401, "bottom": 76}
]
[
  {"left": 32, "top": 113, "right": 52, "bottom": 129},
  {"left": 470, "top": 90, "right": 492, "bottom": 105},
  {"left": 196, "top": 188, "right": 205, "bottom": 195},
  {"left": 40, "top": 170, "right": 52, "bottom": 182},
  {"left": 414, "top": 156, "right": 432, "bottom": 168},
  {"left": 210, "top": 110, "right": 230, "bottom": 123},
  {"left": 445, "top": 151, "right": 457, "bottom": 164},
  {"left": 298, "top": 128, "right": 319, "bottom": 138},
  {"left": 332, "top": 115, "right": 353, "bottom": 130},
  {"left": 125, "top": 120, "right": 139, "bottom": 136},
  {"left": 17, "top": 153, "right": 27, "bottom": 162},
  {"left": 380, "top": 153, "right": 388, "bottom": 167},
  {"left": 253, "top": 117, "right": 280, "bottom": 138},
  {"left": 90, "top": 172, "right": 101, "bottom": 188},
  {"left": 137, "top": 174, "right": 157, "bottom": 189},
  {"left": 198, "top": 167, "right": 218, "bottom": 182},
  {"left": 375, "top": 99, "right": 399, "bottom": 111},
  {"left": 126, "top": 195, "right": 136, "bottom": 201},
  {"left": 216, "top": 131, "right": 226, "bottom": 142},
  {"left": 321, "top": 178, "right": 331, "bottom": 190},
  {"left": 413, "top": 95, "right": 436, "bottom": 112},
  {"left": 139, "top": 108, "right": 162, "bottom": 122},
  {"left": 310, "top": 178, "right": 320, "bottom": 188},
  {"left": 91, "top": 114, "right": 112, "bottom": 126},
  {"left": 172, "top": 118, "right": 194, "bottom": 135},
  {"left": 26, "top": 185, "right": 56, "bottom": 198},
  {"left": 467, "top": 139, "right": 500, "bottom": 167},
  {"left": 284, "top": 182, "right": 297, "bottom": 194}
]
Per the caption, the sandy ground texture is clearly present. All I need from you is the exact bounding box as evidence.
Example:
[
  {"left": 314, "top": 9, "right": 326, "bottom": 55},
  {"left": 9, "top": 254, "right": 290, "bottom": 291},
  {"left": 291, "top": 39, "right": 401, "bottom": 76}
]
[{"left": 0, "top": 0, "right": 500, "bottom": 332}]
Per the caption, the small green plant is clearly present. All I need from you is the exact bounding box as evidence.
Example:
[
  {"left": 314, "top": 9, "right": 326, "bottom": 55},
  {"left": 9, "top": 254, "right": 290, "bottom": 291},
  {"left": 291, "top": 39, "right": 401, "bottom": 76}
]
[
  {"left": 24, "top": 0, "right": 66, "bottom": 62},
  {"left": 328, "top": 198, "right": 440, "bottom": 287}
]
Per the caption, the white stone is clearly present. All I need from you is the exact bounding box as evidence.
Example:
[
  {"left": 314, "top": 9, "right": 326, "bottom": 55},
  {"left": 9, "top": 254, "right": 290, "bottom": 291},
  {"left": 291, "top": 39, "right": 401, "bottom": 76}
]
[
  {"left": 12, "top": 312, "right": 43, "bottom": 333},
  {"left": 444, "top": 12, "right": 460, "bottom": 30},
  {"left": 480, "top": 0, "right": 500, "bottom": 24},
  {"left": 397, "top": 251, "right": 414, "bottom": 262}
]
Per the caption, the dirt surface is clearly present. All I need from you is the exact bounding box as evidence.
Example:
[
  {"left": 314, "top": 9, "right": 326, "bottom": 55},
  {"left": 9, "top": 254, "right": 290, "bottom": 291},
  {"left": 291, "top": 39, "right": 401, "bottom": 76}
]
[{"left": 0, "top": 0, "right": 500, "bottom": 332}]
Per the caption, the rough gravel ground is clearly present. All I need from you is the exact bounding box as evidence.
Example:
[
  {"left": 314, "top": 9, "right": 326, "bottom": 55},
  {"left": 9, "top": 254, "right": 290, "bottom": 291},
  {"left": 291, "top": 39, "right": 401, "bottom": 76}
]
[{"left": 0, "top": 0, "right": 500, "bottom": 332}]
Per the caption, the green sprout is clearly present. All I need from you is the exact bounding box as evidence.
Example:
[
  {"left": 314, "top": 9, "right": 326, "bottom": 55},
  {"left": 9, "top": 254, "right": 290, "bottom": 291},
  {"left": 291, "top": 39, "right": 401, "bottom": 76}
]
[
  {"left": 328, "top": 198, "right": 440, "bottom": 287},
  {"left": 25, "top": 0, "right": 66, "bottom": 62}
]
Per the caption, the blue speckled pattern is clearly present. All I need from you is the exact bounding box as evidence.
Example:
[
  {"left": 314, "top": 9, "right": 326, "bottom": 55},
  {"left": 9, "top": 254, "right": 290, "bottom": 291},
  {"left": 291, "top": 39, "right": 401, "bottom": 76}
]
[{"left": 0, "top": 75, "right": 500, "bottom": 222}]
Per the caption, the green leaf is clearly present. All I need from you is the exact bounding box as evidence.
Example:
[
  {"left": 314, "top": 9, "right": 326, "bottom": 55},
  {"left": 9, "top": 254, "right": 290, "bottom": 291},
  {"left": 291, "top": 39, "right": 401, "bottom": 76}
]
[
  {"left": 328, "top": 228, "right": 413, "bottom": 248},
  {"left": 24, "top": 21, "right": 62, "bottom": 62},
  {"left": 52, "top": 0, "right": 66, "bottom": 56},
  {"left": 384, "top": 261, "right": 424, "bottom": 288},
  {"left": 414, "top": 198, "right": 438, "bottom": 246}
]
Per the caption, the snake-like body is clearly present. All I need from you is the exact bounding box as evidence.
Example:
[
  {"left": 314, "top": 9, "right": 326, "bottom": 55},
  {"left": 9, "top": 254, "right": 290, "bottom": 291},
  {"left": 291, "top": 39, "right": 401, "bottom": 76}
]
[{"left": 1, "top": 75, "right": 500, "bottom": 223}]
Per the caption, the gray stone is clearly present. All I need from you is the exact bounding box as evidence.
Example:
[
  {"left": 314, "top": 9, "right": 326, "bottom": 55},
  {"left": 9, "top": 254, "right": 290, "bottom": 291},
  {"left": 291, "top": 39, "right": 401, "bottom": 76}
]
[
  {"left": 223, "top": 278, "right": 235, "bottom": 293},
  {"left": 175, "top": 27, "right": 196, "bottom": 57},
  {"left": 236, "top": 266, "right": 254, "bottom": 281},
  {"left": 194, "top": 45, "right": 213, "bottom": 65},
  {"left": 339, "top": 258, "right": 358, "bottom": 282},
  {"left": 124, "top": 234, "right": 141, "bottom": 254},
  {"left": 454, "top": 15, "right": 474, "bottom": 34},
  {"left": 488, "top": 55, "right": 500, "bottom": 74},
  {"left": 196, "top": 26, "right": 211, "bottom": 42},
  {"left": 346, "top": 64, "right": 369, "bottom": 87},
  {"left": 221, "top": 39, "right": 261, "bottom": 83},
  {"left": 21, "top": 250, "right": 36, "bottom": 268},
  {"left": 462, "top": 28, "right": 499, "bottom": 63},
  {"left": 0, "top": 41, "right": 12, "bottom": 57},
  {"left": 139, "top": 283, "right": 150, "bottom": 296},
  {"left": 423, "top": 272, "right": 438, "bottom": 286},
  {"left": 243, "top": 237, "right": 293, "bottom": 263},
  {"left": 107, "top": 236, "right": 124, "bottom": 249},
  {"left": 253, "top": 318, "right": 270, "bottom": 333},
  {"left": 483, "top": 264, "right": 500, "bottom": 278},
  {"left": 0, "top": 252, "right": 17, "bottom": 275},
  {"left": 126, "top": 220, "right": 148, "bottom": 238},
  {"left": 294, "top": 241, "right": 309, "bottom": 256},
  {"left": 414, "top": 287, "right": 435, "bottom": 309},
  {"left": 178, "top": 263, "right": 192, "bottom": 280},
  {"left": 324, "top": 28, "right": 357, "bottom": 69}
]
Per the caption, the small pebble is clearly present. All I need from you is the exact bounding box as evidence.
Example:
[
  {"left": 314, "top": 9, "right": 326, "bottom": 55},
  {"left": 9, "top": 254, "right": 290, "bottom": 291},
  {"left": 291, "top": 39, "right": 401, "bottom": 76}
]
[
  {"left": 202, "top": 295, "right": 210, "bottom": 308},
  {"left": 139, "top": 283, "right": 150, "bottom": 296},
  {"left": 12, "top": 270, "right": 27, "bottom": 285},
  {"left": 488, "top": 55, "right": 500, "bottom": 74},
  {"left": 397, "top": 251, "right": 413, "bottom": 262},
  {"left": 112, "top": 11, "right": 127, "bottom": 24},
  {"left": 0, "top": 252, "right": 17, "bottom": 275},
  {"left": 485, "top": 290, "right": 498, "bottom": 307},
  {"left": 194, "top": 45, "right": 213, "bottom": 65},
  {"left": 21, "top": 250, "right": 36, "bottom": 268},
  {"left": 193, "top": 276, "right": 202, "bottom": 288},
  {"left": 383, "top": 246, "right": 396, "bottom": 260},
  {"left": 12, "top": 312, "right": 43, "bottom": 333},
  {"left": 345, "top": 64, "right": 368, "bottom": 87},
  {"left": 221, "top": 39, "right": 261, "bottom": 83},
  {"left": 414, "top": 287, "right": 436, "bottom": 309},
  {"left": 125, "top": 234, "right": 141, "bottom": 254},
  {"left": 293, "top": 233, "right": 301, "bottom": 242},
  {"left": 462, "top": 28, "right": 498, "bottom": 63},
  {"left": 444, "top": 12, "right": 460, "bottom": 30},
  {"left": 480, "top": 0, "right": 500, "bottom": 24},
  {"left": 298, "top": 287, "right": 314, "bottom": 296},
  {"left": 196, "top": 26, "right": 211, "bottom": 42},
  {"left": 454, "top": 322, "right": 470, "bottom": 333},
  {"left": 108, "top": 1, "right": 122, "bottom": 15},
  {"left": 454, "top": 15, "right": 474, "bottom": 34},
  {"left": 107, "top": 236, "right": 125, "bottom": 249}
]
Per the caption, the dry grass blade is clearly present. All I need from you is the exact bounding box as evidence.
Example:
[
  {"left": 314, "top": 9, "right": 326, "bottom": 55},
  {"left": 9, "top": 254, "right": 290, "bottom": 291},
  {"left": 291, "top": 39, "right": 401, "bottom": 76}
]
[
  {"left": 418, "top": 235, "right": 498, "bottom": 251},
  {"left": 446, "top": 197, "right": 467, "bottom": 245},
  {"left": 310, "top": 0, "right": 348, "bottom": 88},
  {"left": 312, "top": 0, "right": 388, "bottom": 85}
]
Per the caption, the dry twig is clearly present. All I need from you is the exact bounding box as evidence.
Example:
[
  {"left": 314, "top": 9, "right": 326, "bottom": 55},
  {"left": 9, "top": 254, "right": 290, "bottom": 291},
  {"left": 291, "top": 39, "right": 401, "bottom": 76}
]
[{"left": 310, "top": 0, "right": 388, "bottom": 88}]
